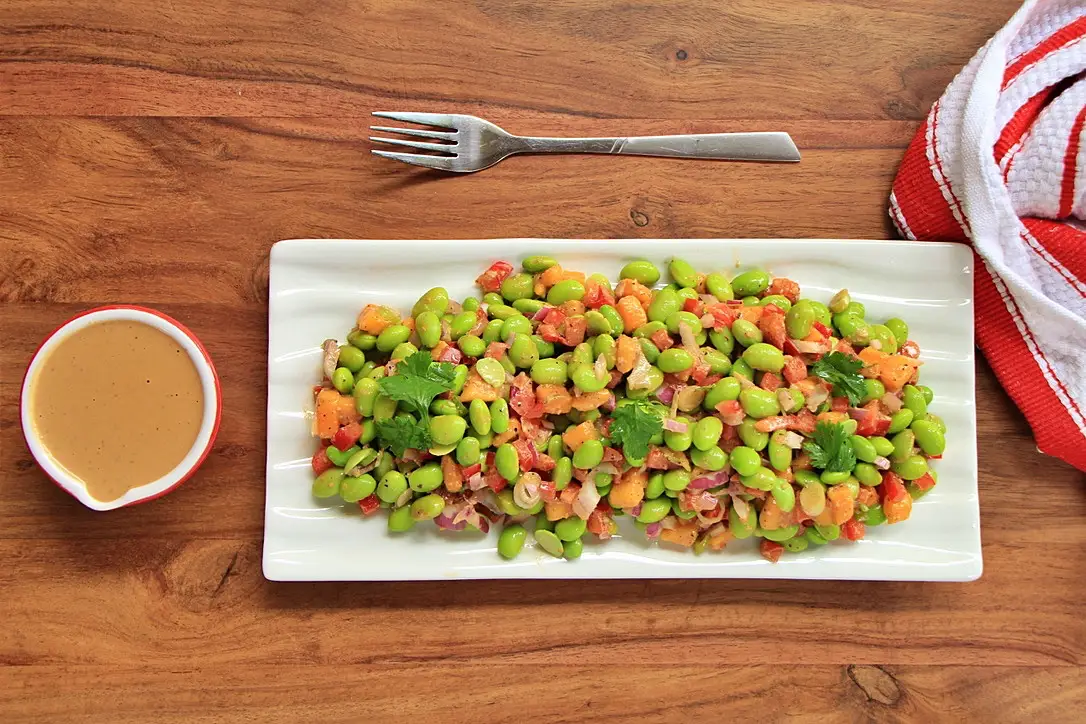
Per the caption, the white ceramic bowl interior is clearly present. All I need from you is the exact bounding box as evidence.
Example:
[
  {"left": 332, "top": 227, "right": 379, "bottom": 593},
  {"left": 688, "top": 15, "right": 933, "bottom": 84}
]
[{"left": 20, "top": 307, "right": 220, "bottom": 511}]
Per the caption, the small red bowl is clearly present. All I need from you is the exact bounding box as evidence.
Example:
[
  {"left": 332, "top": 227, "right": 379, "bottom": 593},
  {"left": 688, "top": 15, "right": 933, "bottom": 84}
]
[{"left": 20, "top": 305, "right": 222, "bottom": 511}]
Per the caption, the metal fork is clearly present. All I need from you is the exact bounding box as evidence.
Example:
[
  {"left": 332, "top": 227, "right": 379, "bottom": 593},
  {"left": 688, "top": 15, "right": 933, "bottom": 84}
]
[{"left": 370, "top": 112, "right": 800, "bottom": 173}]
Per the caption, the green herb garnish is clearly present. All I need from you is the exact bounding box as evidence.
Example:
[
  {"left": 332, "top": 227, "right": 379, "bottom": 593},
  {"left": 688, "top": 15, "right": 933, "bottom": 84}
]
[
  {"left": 377, "top": 415, "right": 433, "bottom": 457},
  {"left": 377, "top": 351, "right": 456, "bottom": 423},
  {"left": 803, "top": 421, "right": 856, "bottom": 473},
  {"left": 608, "top": 400, "right": 664, "bottom": 461},
  {"left": 810, "top": 351, "right": 867, "bottom": 405}
]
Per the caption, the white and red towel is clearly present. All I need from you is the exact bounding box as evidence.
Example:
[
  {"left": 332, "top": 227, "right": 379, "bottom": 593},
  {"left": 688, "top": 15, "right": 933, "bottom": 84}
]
[{"left": 890, "top": 0, "right": 1086, "bottom": 472}]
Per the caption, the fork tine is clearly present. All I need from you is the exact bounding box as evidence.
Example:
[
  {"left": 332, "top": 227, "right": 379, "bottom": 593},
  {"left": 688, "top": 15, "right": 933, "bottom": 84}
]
[
  {"left": 370, "top": 125, "right": 456, "bottom": 140},
  {"left": 372, "top": 111, "right": 457, "bottom": 129},
  {"left": 372, "top": 149, "right": 455, "bottom": 171},
  {"left": 369, "top": 137, "right": 457, "bottom": 154}
]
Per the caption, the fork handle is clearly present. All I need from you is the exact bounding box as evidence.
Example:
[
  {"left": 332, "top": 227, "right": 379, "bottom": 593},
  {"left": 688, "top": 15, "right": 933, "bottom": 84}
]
[{"left": 514, "top": 132, "right": 800, "bottom": 162}]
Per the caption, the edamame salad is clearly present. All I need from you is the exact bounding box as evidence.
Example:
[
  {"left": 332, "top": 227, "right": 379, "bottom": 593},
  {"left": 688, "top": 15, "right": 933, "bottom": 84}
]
[{"left": 309, "top": 256, "right": 945, "bottom": 562}]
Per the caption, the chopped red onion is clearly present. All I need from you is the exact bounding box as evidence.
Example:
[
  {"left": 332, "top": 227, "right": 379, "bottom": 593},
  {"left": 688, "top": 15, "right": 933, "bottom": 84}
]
[
  {"left": 780, "top": 431, "right": 805, "bottom": 450},
  {"left": 322, "top": 339, "right": 339, "bottom": 381},
  {"left": 434, "top": 513, "right": 467, "bottom": 531},
  {"left": 655, "top": 384, "right": 677, "bottom": 405},
  {"left": 532, "top": 306, "right": 550, "bottom": 321},
  {"left": 602, "top": 392, "right": 617, "bottom": 412},
  {"left": 663, "top": 418, "right": 689, "bottom": 434},
  {"left": 873, "top": 456, "right": 891, "bottom": 470},
  {"left": 645, "top": 522, "right": 662, "bottom": 539},
  {"left": 881, "top": 393, "right": 904, "bottom": 413},
  {"left": 632, "top": 503, "right": 643, "bottom": 517},
  {"left": 791, "top": 339, "right": 828, "bottom": 354},
  {"left": 573, "top": 478, "right": 601, "bottom": 520},
  {"left": 848, "top": 407, "right": 870, "bottom": 422},
  {"left": 467, "top": 472, "right": 487, "bottom": 491}
]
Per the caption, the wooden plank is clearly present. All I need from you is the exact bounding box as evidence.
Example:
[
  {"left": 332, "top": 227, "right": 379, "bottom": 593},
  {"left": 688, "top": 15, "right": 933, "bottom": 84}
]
[
  {"left": 0, "top": 664, "right": 1083, "bottom": 723},
  {"left": 0, "top": 1, "right": 1020, "bottom": 118}
]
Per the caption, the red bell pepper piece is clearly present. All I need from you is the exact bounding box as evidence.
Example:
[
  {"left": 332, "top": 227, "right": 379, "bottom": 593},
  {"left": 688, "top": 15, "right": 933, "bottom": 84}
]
[
  {"left": 475, "top": 260, "right": 513, "bottom": 293},
  {"left": 842, "top": 518, "right": 866, "bottom": 541},
  {"left": 358, "top": 494, "right": 381, "bottom": 516},
  {"left": 311, "top": 447, "right": 334, "bottom": 475},
  {"left": 332, "top": 422, "right": 363, "bottom": 452}
]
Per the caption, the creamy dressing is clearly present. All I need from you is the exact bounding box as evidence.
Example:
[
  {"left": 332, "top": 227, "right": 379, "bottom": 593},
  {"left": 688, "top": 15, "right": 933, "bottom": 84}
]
[{"left": 30, "top": 320, "right": 203, "bottom": 502}]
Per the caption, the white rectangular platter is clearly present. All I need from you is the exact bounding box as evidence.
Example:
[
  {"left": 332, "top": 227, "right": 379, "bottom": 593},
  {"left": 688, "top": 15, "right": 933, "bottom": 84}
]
[{"left": 264, "top": 239, "right": 979, "bottom": 581}]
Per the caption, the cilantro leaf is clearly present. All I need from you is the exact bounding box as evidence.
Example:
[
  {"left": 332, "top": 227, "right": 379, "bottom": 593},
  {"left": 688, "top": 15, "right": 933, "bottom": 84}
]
[
  {"left": 802, "top": 421, "right": 856, "bottom": 473},
  {"left": 377, "top": 351, "right": 456, "bottom": 423},
  {"left": 811, "top": 351, "right": 867, "bottom": 405},
  {"left": 377, "top": 415, "right": 432, "bottom": 458},
  {"left": 608, "top": 400, "right": 664, "bottom": 462}
]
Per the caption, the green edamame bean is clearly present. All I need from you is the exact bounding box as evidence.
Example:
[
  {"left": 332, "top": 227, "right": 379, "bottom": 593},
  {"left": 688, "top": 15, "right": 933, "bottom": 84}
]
[
  {"left": 794, "top": 469, "right": 821, "bottom": 487},
  {"left": 662, "top": 417, "right": 693, "bottom": 452},
  {"left": 691, "top": 417, "right": 724, "bottom": 451},
  {"left": 851, "top": 435, "right": 877, "bottom": 463},
  {"left": 740, "top": 466, "right": 777, "bottom": 491},
  {"left": 430, "top": 415, "right": 467, "bottom": 446},
  {"left": 353, "top": 377, "right": 379, "bottom": 417},
  {"left": 729, "top": 446, "right": 761, "bottom": 477},
  {"left": 338, "top": 345, "right": 366, "bottom": 374},
  {"left": 663, "top": 469, "right": 691, "bottom": 492},
  {"left": 783, "top": 535, "right": 809, "bottom": 553},
  {"left": 312, "top": 468, "right": 345, "bottom": 498},
  {"left": 634, "top": 321, "right": 666, "bottom": 339},
  {"left": 620, "top": 259, "right": 660, "bottom": 286},
  {"left": 571, "top": 364, "right": 608, "bottom": 393},
  {"left": 665, "top": 311, "right": 702, "bottom": 336},
  {"left": 508, "top": 335, "right": 539, "bottom": 369},
  {"left": 497, "top": 524, "right": 527, "bottom": 559},
  {"left": 916, "top": 385, "right": 934, "bottom": 405},
  {"left": 414, "top": 311, "right": 441, "bottom": 349},
  {"left": 501, "top": 315, "right": 532, "bottom": 342},
  {"left": 647, "top": 288, "right": 681, "bottom": 323},
  {"left": 408, "top": 463, "right": 443, "bottom": 493},
  {"left": 815, "top": 523, "right": 840, "bottom": 542},
  {"left": 890, "top": 430, "right": 915, "bottom": 463},
  {"left": 893, "top": 454, "right": 929, "bottom": 481},
  {"left": 489, "top": 398, "right": 510, "bottom": 434},
  {"left": 911, "top": 419, "right": 946, "bottom": 456},
  {"left": 820, "top": 470, "right": 850, "bottom": 485},
  {"left": 733, "top": 358, "right": 754, "bottom": 379},
  {"left": 870, "top": 435, "right": 894, "bottom": 457},
  {"left": 547, "top": 280, "right": 585, "bottom": 305},
  {"left": 474, "top": 358, "right": 506, "bottom": 388},
  {"left": 668, "top": 257, "right": 699, "bottom": 288},
  {"left": 902, "top": 385, "right": 928, "bottom": 418},
  {"left": 742, "top": 342, "right": 785, "bottom": 372},
  {"left": 598, "top": 305, "right": 623, "bottom": 336},
  {"left": 634, "top": 338, "right": 658, "bottom": 365},
  {"left": 359, "top": 419, "right": 376, "bottom": 445},
  {"left": 377, "top": 324, "right": 411, "bottom": 353},
  {"left": 547, "top": 518, "right": 585, "bottom": 545},
  {"left": 922, "top": 413, "right": 946, "bottom": 434},
  {"left": 657, "top": 348, "right": 694, "bottom": 373},
  {"left": 451, "top": 364, "right": 469, "bottom": 395},
  {"left": 731, "top": 319, "right": 762, "bottom": 347},
  {"left": 767, "top": 437, "right": 792, "bottom": 472},
  {"left": 762, "top": 523, "right": 800, "bottom": 542},
  {"left": 738, "top": 419, "right": 769, "bottom": 451},
  {"left": 785, "top": 301, "right": 816, "bottom": 340},
  {"left": 532, "top": 335, "right": 554, "bottom": 359},
  {"left": 534, "top": 528, "right": 564, "bottom": 557},
  {"left": 867, "top": 324, "right": 896, "bottom": 353},
  {"left": 689, "top": 445, "right": 728, "bottom": 471},
  {"left": 468, "top": 398, "right": 492, "bottom": 435},
  {"left": 833, "top": 313, "right": 866, "bottom": 340},
  {"left": 593, "top": 334, "right": 616, "bottom": 369},
  {"left": 376, "top": 470, "right": 408, "bottom": 503},
  {"left": 391, "top": 342, "right": 417, "bottom": 361},
  {"left": 530, "top": 358, "right": 568, "bottom": 385},
  {"left": 412, "top": 287, "right": 449, "bottom": 317},
  {"left": 456, "top": 436, "right": 481, "bottom": 466},
  {"left": 859, "top": 504, "right": 886, "bottom": 526},
  {"left": 700, "top": 273, "right": 731, "bottom": 302},
  {"left": 347, "top": 330, "right": 376, "bottom": 351},
  {"left": 572, "top": 342, "right": 594, "bottom": 366},
  {"left": 372, "top": 394, "right": 397, "bottom": 422},
  {"left": 761, "top": 295, "right": 792, "bottom": 312},
  {"left": 332, "top": 367, "right": 354, "bottom": 394},
  {"left": 702, "top": 349, "right": 732, "bottom": 376},
  {"left": 430, "top": 398, "right": 460, "bottom": 416},
  {"left": 844, "top": 301, "right": 866, "bottom": 318},
  {"left": 704, "top": 377, "right": 742, "bottom": 410},
  {"left": 573, "top": 439, "right": 604, "bottom": 469},
  {"left": 863, "top": 378, "right": 886, "bottom": 403},
  {"left": 553, "top": 456, "right": 573, "bottom": 489},
  {"left": 853, "top": 462, "right": 882, "bottom": 486},
  {"left": 522, "top": 255, "right": 557, "bottom": 273},
  {"left": 887, "top": 408, "right": 914, "bottom": 434},
  {"left": 495, "top": 443, "right": 520, "bottom": 482},
  {"left": 731, "top": 269, "right": 770, "bottom": 297},
  {"left": 885, "top": 318, "right": 909, "bottom": 346},
  {"left": 387, "top": 505, "right": 416, "bottom": 532},
  {"left": 634, "top": 497, "right": 669, "bottom": 524},
  {"left": 339, "top": 473, "right": 376, "bottom": 502},
  {"left": 458, "top": 334, "right": 486, "bottom": 358},
  {"left": 500, "top": 273, "right": 534, "bottom": 302},
  {"left": 709, "top": 328, "right": 735, "bottom": 356},
  {"left": 482, "top": 319, "right": 504, "bottom": 344},
  {"left": 411, "top": 493, "right": 446, "bottom": 520},
  {"left": 513, "top": 298, "right": 547, "bottom": 317},
  {"left": 729, "top": 506, "right": 757, "bottom": 539},
  {"left": 461, "top": 296, "right": 480, "bottom": 312},
  {"left": 584, "top": 310, "right": 612, "bottom": 336},
  {"left": 805, "top": 528, "right": 828, "bottom": 546},
  {"left": 449, "top": 311, "right": 477, "bottom": 340},
  {"left": 739, "top": 388, "right": 780, "bottom": 419},
  {"left": 562, "top": 537, "right": 584, "bottom": 559},
  {"left": 642, "top": 472, "right": 665, "bottom": 500}
]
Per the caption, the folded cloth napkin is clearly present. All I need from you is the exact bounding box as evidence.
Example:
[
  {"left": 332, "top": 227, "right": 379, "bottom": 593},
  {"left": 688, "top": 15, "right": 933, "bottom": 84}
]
[{"left": 890, "top": 0, "right": 1086, "bottom": 472}]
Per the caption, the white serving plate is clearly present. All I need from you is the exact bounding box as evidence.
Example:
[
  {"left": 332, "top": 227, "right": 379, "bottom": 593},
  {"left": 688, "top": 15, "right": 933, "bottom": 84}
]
[{"left": 264, "top": 239, "right": 979, "bottom": 582}]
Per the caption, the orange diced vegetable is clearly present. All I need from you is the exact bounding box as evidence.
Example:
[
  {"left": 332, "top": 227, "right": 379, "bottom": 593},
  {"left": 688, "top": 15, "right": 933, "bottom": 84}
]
[
  {"left": 493, "top": 418, "right": 520, "bottom": 447},
  {"left": 615, "top": 278, "right": 653, "bottom": 309},
  {"left": 539, "top": 265, "right": 566, "bottom": 289},
  {"left": 827, "top": 484, "right": 855, "bottom": 525},
  {"left": 459, "top": 371, "right": 499, "bottom": 402},
  {"left": 536, "top": 384, "right": 574, "bottom": 414},
  {"left": 570, "top": 390, "right": 610, "bottom": 411},
  {"left": 660, "top": 520, "right": 699, "bottom": 547},
  {"left": 545, "top": 499, "right": 574, "bottom": 521},
  {"left": 336, "top": 393, "right": 362, "bottom": 426},
  {"left": 879, "top": 355, "right": 922, "bottom": 392},
  {"left": 442, "top": 455, "right": 463, "bottom": 493},
  {"left": 559, "top": 300, "right": 586, "bottom": 317},
  {"left": 708, "top": 528, "right": 735, "bottom": 550},
  {"left": 616, "top": 335, "right": 639, "bottom": 373},
  {"left": 562, "top": 421, "right": 599, "bottom": 452},
  {"left": 738, "top": 305, "right": 765, "bottom": 324},
  {"left": 617, "top": 296, "right": 648, "bottom": 333},
  {"left": 608, "top": 469, "right": 647, "bottom": 509},
  {"left": 759, "top": 496, "right": 786, "bottom": 530},
  {"left": 315, "top": 388, "right": 341, "bottom": 439},
  {"left": 357, "top": 304, "right": 399, "bottom": 335}
]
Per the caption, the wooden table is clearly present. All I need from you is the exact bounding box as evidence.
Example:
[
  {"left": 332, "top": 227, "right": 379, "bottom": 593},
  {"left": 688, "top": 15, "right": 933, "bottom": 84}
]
[{"left": 2, "top": 1, "right": 1084, "bottom": 720}]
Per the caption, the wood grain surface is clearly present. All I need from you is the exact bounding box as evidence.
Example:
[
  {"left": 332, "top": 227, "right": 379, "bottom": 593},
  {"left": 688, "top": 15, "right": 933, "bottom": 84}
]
[{"left": 2, "top": 1, "right": 1084, "bottom": 721}]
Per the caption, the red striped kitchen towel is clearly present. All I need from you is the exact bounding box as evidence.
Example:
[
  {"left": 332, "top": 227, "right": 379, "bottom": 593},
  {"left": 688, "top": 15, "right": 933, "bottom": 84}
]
[{"left": 890, "top": 0, "right": 1086, "bottom": 472}]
